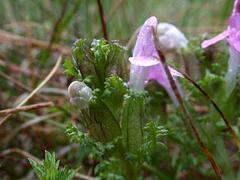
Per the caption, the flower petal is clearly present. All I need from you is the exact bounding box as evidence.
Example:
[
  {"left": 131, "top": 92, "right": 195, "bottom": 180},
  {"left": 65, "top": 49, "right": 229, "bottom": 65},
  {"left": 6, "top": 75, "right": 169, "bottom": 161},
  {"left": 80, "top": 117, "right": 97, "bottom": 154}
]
[
  {"left": 229, "top": 13, "right": 240, "bottom": 30},
  {"left": 133, "top": 16, "right": 158, "bottom": 58},
  {"left": 201, "top": 30, "right": 229, "bottom": 48},
  {"left": 147, "top": 65, "right": 183, "bottom": 106},
  {"left": 227, "top": 32, "right": 240, "bottom": 52},
  {"left": 129, "top": 57, "right": 160, "bottom": 67},
  {"left": 233, "top": 0, "right": 240, "bottom": 14}
]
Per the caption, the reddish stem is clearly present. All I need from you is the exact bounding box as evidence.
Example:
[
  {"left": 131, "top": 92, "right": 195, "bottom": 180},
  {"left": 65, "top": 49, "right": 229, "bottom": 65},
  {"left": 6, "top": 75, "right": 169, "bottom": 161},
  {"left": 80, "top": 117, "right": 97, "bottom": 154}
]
[
  {"left": 96, "top": 0, "right": 108, "bottom": 40},
  {"left": 152, "top": 28, "right": 222, "bottom": 180}
]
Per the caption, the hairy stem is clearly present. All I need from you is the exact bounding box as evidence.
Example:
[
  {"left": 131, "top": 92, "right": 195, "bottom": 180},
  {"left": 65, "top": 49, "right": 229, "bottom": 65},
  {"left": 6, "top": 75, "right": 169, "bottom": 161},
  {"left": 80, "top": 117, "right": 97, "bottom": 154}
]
[
  {"left": 171, "top": 66, "right": 240, "bottom": 150},
  {"left": 152, "top": 28, "right": 222, "bottom": 180}
]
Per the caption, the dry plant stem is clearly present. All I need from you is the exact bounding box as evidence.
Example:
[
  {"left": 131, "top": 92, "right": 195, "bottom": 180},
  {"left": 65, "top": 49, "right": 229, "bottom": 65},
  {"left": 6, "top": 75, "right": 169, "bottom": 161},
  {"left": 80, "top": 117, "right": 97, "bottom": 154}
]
[
  {"left": 17, "top": 56, "right": 62, "bottom": 107},
  {"left": 95, "top": 0, "right": 124, "bottom": 37},
  {"left": 0, "top": 101, "right": 54, "bottom": 116},
  {"left": 0, "top": 30, "right": 71, "bottom": 55},
  {"left": 46, "top": 0, "right": 69, "bottom": 56},
  {"left": 0, "top": 68, "right": 69, "bottom": 118},
  {"left": 0, "top": 71, "right": 48, "bottom": 101},
  {"left": 0, "top": 148, "right": 42, "bottom": 164},
  {"left": 0, "top": 55, "right": 62, "bottom": 126},
  {"left": 0, "top": 71, "right": 32, "bottom": 92},
  {"left": 0, "top": 148, "right": 93, "bottom": 180},
  {"left": 96, "top": 0, "right": 108, "bottom": 40},
  {"left": 4, "top": 113, "right": 61, "bottom": 147},
  {"left": 75, "top": 173, "right": 93, "bottom": 180},
  {"left": 152, "top": 29, "right": 222, "bottom": 180},
  {"left": 171, "top": 66, "right": 240, "bottom": 150}
]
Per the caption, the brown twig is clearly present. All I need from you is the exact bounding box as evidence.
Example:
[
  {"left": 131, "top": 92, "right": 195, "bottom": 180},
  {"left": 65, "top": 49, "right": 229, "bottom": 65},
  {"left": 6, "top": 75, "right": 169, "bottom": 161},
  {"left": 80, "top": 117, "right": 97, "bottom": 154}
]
[
  {"left": 152, "top": 28, "right": 222, "bottom": 180},
  {"left": 3, "top": 112, "right": 61, "bottom": 148},
  {"left": 5, "top": 21, "right": 41, "bottom": 29},
  {"left": 0, "top": 30, "right": 71, "bottom": 55},
  {"left": 170, "top": 66, "right": 240, "bottom": 150},
  {"left": 0, "top": 71, "right": 32, "bottom": 92},
  {"left": 0, "top": 148, "right": 42, "bottom": 164},
  {"left": 0, "top": 61, "right": 71, "bottom": 119},
  {"left": 45, "top": 0, "right": 69, "bottom": 57},
  {"left": 0, "top": 68, "right": 60, "bottom": 105},
  {"left": 96, "top": 0, "right": 108, "bottom": 40},
  {"left": 0, "top": 55, "right": 63, "bottom": 126},
  {"left": 95, "top": 0, "right": 124, "bottom": 37},
  {"left": 0, "top": 101, "right": 54, "bottom": 116}
]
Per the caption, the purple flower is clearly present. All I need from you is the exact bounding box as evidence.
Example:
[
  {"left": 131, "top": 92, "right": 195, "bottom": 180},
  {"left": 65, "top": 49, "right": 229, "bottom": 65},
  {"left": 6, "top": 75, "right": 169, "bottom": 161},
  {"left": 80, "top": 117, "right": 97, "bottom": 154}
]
[
  {"left": 128, "top": 16, "right": 182, "bottom": 105},
  {"left": 201, "top": 0, "right": 240, "bottom": 96}
]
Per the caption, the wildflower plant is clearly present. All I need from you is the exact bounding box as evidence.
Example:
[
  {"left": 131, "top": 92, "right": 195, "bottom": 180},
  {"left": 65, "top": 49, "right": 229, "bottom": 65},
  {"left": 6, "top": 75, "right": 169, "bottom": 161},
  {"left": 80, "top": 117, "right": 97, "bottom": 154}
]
[
  {"left": 3, "top": 1, "right": 240, "bottom": 180},
  {"left": 61, "top": 16, "right": 240, "bottom": 179},
  {"left": 64, "top": 38, "right": 147, "bottom": 178},
  {"left": 62, "top": 19, "right": 182, "bottom": 177}
]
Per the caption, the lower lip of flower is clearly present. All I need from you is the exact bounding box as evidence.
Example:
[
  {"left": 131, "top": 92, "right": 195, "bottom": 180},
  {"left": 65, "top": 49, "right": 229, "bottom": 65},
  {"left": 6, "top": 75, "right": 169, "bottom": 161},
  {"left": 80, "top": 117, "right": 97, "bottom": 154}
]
[{"left": 129, "top": 57, "right": 159, "bottom": 67}]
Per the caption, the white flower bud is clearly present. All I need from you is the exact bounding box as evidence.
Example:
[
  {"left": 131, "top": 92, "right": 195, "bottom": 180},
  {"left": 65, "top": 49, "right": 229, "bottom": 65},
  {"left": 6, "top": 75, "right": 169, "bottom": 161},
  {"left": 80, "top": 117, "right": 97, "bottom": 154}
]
[
  {"left": 157, "top": 23, "right": 188, "bottom": 51},
  {"left": 68, "top": 81, "right": 92, "bottom": 109}
]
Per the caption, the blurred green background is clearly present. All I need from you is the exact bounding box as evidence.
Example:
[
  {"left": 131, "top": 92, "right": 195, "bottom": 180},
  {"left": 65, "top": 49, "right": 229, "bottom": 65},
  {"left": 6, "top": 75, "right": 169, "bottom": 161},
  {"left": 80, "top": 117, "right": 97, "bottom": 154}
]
[{"left": 0, "top": 0, "right": 233, "bottom": 43}]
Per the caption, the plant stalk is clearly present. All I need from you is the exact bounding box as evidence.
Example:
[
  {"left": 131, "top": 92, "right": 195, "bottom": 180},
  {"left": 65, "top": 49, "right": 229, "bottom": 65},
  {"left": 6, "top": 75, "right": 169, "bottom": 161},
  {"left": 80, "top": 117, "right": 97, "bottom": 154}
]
[{"left": 152, "top": 28, "right": 222, "bottom": 180}]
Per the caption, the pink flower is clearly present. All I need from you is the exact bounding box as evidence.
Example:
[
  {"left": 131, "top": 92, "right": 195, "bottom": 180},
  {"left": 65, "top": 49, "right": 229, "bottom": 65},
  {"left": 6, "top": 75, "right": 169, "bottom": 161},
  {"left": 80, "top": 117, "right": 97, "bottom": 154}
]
[
  {"left": 202, "top": 0, "right": 240, "bottom": 51},
  {"left": 128, "top": 16, "right": 182, "bottom": 105},
  {"left": 201, "top": 0, "right": 240, "bottom": 96}
]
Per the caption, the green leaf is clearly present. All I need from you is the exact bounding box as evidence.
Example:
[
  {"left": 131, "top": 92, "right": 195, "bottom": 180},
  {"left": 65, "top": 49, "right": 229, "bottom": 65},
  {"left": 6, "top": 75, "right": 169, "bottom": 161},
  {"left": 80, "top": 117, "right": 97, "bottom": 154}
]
[
  {"left": 94, "top": 158, "right": 125, "bottom": 180},
  {"left": 141, "top": 121, "right": 168, "bottom": 154},
  {"left": 89, "top": 97, "right": 122, "bottom": 142},
  {"left": 121, "top": 91, "right": 145, "bottom": 153},
  {"left": 63, "top": 59, "right": 81, "bottom": 79},
  {"left": 29, "top": 159, "right": 45, "bottom": 178},
  {"left": 29, "top": 151, "right": 76, "bottom": 180},
  {"left": 66, "top": 124, "right": 119, "bottom": 159},
  {"left": 66, "top": 124, "right": 95, "bottom": 146},
  {"left": 72, "top": 39, "right": 127, "bottom": 89},
  {"left": 58, "top": 168, "right": 76, "bottom": 180},
  {"left": 102, "top": 75, "right": 127, "bottom": 118}
]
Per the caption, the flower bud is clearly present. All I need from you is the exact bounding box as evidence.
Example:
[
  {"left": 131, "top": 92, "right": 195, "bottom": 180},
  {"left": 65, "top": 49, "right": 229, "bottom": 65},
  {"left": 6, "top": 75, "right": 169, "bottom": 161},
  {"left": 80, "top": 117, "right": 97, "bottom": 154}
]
[
  {"left": 157, "top": 23, "right": 188, "bottom": 51},
  {"left": 68, "top": 81, "right": 92, "bottom": 109}
]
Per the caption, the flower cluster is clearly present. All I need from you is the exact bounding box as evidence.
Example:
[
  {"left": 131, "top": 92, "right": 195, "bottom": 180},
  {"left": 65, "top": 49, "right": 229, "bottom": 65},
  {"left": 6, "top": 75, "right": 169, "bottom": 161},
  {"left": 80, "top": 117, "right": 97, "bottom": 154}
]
[{"left": 128, "top": 16, "right": 183, "bottom": 105}]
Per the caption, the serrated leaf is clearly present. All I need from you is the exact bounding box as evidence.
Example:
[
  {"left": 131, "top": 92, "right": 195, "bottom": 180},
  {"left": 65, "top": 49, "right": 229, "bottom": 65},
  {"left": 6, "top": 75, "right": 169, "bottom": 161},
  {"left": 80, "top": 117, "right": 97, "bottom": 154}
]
[
  {"left": 63, "top": 59, "right": 81, "bottom": 79},
  {"left": 101, "top": 75, "right": 127, "bottom": 118},
  {"left": 29, "top": 151, "right": 76, "bottom": 180},
  {"left": 66, "top": 124, "right": 119, "bottom": 158},
  {"left": 72, "top": 39, "right": 127, "bottom": 89}
]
